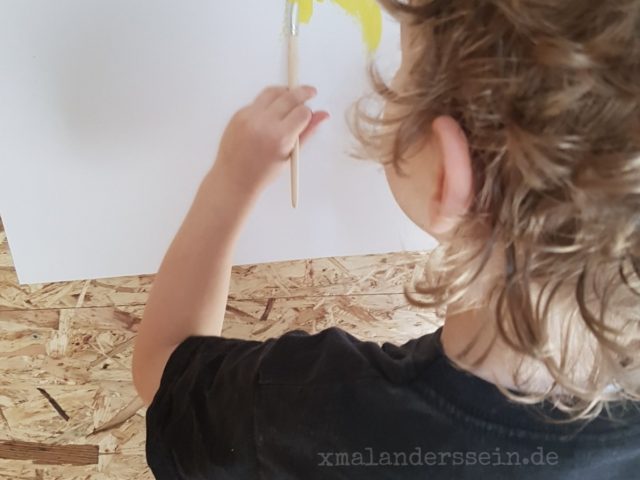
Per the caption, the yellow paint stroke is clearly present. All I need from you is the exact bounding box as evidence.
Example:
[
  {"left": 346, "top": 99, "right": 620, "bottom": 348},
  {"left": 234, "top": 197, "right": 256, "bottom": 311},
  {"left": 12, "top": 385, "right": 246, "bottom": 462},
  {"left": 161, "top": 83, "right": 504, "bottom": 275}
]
[{"left": 291, "top": 0, "right": 383, "bottom": 53}]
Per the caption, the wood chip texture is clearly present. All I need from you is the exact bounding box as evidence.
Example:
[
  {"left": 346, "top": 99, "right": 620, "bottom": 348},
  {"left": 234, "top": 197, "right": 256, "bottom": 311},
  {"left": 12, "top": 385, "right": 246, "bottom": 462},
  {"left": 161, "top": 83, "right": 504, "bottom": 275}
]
[{"left": 0, "top": 217, "right": 439, "bottom": 479}]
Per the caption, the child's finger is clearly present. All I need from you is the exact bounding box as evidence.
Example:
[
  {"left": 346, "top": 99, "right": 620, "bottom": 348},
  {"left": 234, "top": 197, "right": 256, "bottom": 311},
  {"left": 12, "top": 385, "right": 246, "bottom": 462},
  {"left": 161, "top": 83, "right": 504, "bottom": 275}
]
[
  {"left": 253, "top": 86, "right": 288, "bottom": 109},
  {"left": 280, "top": 104, "right": 313, "bottom": 150},
  {"left": 270, "top": 86, "right": 317, "bottom": 119},
  {"left": 299, "top": 111, "right": 330, "bottom": 144}
]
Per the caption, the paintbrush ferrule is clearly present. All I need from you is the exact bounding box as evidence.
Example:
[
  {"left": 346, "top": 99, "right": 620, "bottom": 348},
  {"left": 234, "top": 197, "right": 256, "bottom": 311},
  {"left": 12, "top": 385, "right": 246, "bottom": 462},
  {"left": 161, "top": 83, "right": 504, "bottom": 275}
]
[{"left": 287, "top": 2, "right": 299, "bottom": 37}]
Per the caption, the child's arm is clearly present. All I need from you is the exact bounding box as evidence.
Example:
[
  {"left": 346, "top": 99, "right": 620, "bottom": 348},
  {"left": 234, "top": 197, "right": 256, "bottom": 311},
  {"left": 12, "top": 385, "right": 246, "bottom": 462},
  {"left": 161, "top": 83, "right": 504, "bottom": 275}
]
[{"left": 132, "top": 85, "right": 328, "bottom": 405}]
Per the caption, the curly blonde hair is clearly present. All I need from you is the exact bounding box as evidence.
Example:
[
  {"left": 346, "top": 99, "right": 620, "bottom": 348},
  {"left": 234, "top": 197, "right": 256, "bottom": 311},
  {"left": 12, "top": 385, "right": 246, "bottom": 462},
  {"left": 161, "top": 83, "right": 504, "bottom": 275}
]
[{"left": 355, "top": 0, "right": 640, "bottom": 420}]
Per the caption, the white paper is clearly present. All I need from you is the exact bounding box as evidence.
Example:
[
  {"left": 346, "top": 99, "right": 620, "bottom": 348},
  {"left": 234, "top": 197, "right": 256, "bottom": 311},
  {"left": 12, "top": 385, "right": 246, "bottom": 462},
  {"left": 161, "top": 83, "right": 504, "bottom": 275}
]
[{"left": 0, "top": 0, "right": 436, "bottom": 284}]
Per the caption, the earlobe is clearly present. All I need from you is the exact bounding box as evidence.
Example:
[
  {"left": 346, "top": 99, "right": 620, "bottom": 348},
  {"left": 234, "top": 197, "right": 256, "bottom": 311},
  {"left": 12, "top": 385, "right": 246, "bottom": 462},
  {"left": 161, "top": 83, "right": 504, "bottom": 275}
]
[{"left": 430, "top": 116, "right": 474, "bottom": 234}]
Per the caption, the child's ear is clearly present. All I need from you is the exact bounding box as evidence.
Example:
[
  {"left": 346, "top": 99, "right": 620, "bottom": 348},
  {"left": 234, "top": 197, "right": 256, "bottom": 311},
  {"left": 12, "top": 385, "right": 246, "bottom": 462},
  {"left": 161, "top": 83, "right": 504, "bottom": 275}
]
[{"left": 429, "top": 116, "right": 474, "bottom": 235}]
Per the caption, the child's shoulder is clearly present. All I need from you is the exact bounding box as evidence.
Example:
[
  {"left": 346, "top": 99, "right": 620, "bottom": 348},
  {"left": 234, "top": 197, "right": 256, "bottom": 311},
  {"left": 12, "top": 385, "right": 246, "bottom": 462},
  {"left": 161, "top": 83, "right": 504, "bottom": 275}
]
[
  {"left": 258, "top": 326, "right": 437, "bottom": 386},
  {"left": 259, "top": 327, "right": 391, "bottom": 385}
]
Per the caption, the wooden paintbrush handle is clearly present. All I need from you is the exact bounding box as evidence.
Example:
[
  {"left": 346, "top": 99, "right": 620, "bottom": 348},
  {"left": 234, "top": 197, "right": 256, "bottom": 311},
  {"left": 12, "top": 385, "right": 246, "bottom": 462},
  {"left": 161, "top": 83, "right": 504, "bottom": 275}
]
[{"left": 288, "top": 35, "right": 299, "bottom": 208}]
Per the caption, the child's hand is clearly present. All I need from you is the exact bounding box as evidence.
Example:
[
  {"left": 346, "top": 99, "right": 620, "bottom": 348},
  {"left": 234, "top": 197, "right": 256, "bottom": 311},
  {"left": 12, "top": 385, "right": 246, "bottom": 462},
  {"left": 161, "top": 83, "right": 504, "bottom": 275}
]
[{"left": 212, "top": 85, "right": 329, "bottom": 197}]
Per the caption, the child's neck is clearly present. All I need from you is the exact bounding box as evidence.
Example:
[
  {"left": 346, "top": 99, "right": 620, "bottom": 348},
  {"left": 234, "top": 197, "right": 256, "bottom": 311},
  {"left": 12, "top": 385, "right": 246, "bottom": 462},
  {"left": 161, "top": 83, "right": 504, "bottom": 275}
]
[
  {"left": 440, "top": 302, "right": 561, "bottom": 394},
  {"left": 433, "top": 241, "right": 554, "bottom": 393}
]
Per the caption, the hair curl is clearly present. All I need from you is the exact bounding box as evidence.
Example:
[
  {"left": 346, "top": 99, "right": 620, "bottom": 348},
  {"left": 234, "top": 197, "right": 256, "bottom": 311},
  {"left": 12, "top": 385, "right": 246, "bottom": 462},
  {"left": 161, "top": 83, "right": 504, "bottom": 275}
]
[{"left": 354, "top": 0, "right": 640, "bottom": 420}]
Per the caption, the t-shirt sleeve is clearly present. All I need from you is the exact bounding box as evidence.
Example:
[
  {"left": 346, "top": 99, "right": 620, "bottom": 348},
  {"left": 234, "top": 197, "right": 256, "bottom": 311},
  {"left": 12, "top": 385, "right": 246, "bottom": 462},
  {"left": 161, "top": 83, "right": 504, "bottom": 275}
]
[
  {"left": 145, "top": 334, "right": 275, "bottom": 479},
  {"left": 143, "top": 327, "right": 417, "bottom": 479}
]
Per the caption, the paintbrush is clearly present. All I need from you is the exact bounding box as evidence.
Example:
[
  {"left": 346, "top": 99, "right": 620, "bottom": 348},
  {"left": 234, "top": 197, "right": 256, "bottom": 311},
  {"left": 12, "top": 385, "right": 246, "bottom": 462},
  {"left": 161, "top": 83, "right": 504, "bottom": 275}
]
[{"left": 287, "top": 1, "right": 300, "bottom": 209}]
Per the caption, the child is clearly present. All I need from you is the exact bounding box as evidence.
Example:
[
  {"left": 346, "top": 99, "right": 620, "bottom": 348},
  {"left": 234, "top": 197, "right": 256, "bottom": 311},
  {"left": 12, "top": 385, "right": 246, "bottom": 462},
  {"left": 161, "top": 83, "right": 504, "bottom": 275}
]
[{"left": 133, "top": 0, "right": 640, "bottom": 478}]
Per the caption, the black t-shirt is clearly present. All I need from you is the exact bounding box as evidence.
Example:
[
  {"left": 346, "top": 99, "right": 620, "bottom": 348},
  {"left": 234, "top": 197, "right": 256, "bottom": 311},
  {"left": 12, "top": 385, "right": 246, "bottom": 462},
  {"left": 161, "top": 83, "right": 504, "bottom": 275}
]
[{"left": 145, "top": 326, "right": 640, "bottom": 479}]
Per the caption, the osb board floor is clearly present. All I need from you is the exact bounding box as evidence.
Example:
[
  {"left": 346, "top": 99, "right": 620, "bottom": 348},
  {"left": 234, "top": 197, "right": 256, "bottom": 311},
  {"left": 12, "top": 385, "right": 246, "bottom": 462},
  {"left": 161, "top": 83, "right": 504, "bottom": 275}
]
[{"left": 0, "top": 218, "right": 440, "bottom": 479}]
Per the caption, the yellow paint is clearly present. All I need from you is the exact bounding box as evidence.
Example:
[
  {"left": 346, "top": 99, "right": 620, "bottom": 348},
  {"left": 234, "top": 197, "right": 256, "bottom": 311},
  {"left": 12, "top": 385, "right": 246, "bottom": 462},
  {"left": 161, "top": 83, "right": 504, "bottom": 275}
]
[
  {"left": 290, "top": 0, "right": 382, "bottom": 53},
  {"left": 294, "top": 0, "right": 315, "bottom": 24}
]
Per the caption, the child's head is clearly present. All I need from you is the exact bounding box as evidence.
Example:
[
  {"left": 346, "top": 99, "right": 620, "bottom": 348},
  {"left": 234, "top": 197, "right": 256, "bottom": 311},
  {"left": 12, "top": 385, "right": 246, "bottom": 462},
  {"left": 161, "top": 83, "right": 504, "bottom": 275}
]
[{"left": 356, "top": 0, "right": 640, "bottom": 417}]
